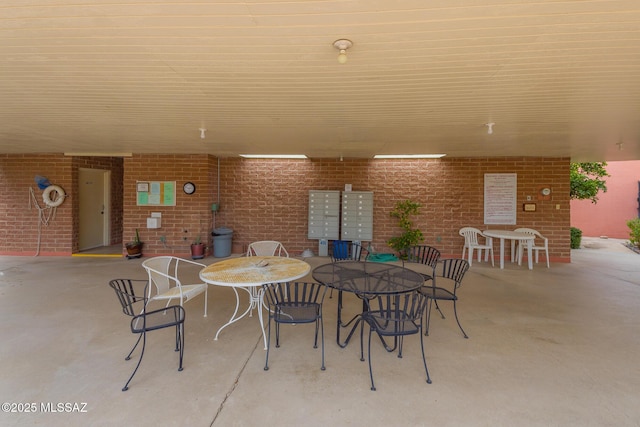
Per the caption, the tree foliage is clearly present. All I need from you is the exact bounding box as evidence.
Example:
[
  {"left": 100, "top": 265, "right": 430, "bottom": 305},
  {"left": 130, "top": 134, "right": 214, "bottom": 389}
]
[{"left": 570, "top": 162, "right": 609, "bottom": 203}]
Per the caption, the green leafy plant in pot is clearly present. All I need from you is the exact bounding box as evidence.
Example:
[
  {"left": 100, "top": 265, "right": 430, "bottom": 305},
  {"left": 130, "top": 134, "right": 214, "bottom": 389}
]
[
  {"left": 387, "top": 199, "right": 424, "bottom": 259},
  {"left": 191, "top": 235, "right": 206, "bottom": 260},
  {"left": 125, "top": 228, "right": 143, "bottom": 258}
]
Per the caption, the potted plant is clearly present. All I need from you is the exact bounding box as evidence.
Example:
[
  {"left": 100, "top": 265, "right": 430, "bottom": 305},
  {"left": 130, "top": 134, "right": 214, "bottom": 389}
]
[
  {"left": 190, "top": 235, "right": 206, "bottom": 259},
  {"left": 125, "top": 228, "right": 143, "bottom": 259},
  {"left": 387, "top": 199, "right": 424, "bottom": 259}
]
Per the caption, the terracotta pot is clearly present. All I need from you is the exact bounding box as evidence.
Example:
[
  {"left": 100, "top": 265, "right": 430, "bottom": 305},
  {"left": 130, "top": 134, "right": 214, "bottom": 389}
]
[
  {"left": 191, "top": 243, "right": 206, "bottom": 259},
  {"left": 125, "top": 242, "right": 143, "bottom": 258}
]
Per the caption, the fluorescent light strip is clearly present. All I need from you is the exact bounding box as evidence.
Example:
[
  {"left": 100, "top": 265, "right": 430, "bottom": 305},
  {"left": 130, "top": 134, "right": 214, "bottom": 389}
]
[
  {"left": 373, "top": 154, "right": 446, "bottom": 159},
  {"left": 240, "top": 154, "right": 308, "bottom": 159},
  {"left": 64, "top": 152, "right": 133, "bottom": 157}
]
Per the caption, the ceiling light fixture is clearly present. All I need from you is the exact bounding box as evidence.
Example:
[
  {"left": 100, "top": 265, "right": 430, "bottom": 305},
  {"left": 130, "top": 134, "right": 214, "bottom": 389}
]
[
  {"left": 333, "top": 39, "right": 353, "bottom": 64},
  {"left": 199, "top": 128, "right": 206, "bottom": 139},
  {"left": 373, "top": 154, "right": 446, "bottom": 159},
  {"left": 486, "top": 123, "right": 495, "bottom": 135},
  {"left": 64, "top": 152, "right": 132, "bottom": 157},
  {"left": 240, "top": 154, "right": 308, "bottom": 159}
]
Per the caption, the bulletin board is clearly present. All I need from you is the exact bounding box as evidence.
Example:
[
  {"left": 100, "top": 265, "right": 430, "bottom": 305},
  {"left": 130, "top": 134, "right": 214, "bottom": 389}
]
[
  {"left": 136, "top": 181, "right": 176, "bottom": 206},
  {"left": 484, "top": 173, "right": 517, "bottom": 225}
]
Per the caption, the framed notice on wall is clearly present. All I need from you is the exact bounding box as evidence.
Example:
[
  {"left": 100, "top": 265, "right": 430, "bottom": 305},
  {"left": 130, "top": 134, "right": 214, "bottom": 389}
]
[
  {"left": 136, "top": 181, "right": 176, "bottom": 206},
  {"left": 484, "top": 173, "right": 517, "bottom": 225}
]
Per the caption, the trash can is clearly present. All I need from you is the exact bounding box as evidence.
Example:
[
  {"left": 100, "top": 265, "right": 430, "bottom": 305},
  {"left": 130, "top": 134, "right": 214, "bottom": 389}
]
[{"left": 212, "top": 227, "right": 233, "bottom": 258}]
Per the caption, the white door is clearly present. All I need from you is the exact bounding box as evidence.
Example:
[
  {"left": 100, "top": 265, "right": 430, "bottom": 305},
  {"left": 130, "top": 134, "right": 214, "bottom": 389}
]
[{"left": 79, "top": 168, "right": 110, "bottom": 251}]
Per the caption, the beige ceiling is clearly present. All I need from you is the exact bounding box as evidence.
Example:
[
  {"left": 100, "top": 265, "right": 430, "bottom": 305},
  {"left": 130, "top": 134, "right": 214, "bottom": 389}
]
[{"left": 1, "top": 0, "right": 639, "bottom": 161}]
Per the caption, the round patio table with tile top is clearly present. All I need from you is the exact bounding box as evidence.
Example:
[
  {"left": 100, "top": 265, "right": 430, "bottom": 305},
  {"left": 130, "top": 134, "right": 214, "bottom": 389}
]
[{"left": 200, "top": 256, "right": 310, "bottom": 350}]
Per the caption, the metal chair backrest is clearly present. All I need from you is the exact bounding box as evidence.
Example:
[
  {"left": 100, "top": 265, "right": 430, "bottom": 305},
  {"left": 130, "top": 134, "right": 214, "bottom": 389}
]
[
  {"left": 262, "top": 281, "right": 327, "bottom": 310},
  {"left": 438, "top": 258, "right": 470, "bottom": 290},
  {"left": 367, "top": 290, "right": 428, "bottom": 326},
  {"left": 142, "top": 256, "right": 181, "bottom": 296},
  {"left": 406, "top": 245, "right": 441, "bottom": 269},
  {"left": 109, "top": 279, "right": 148, "bottom": 317},
  {"left": 247, "top": 241, "right": 289, "bottom": 257}
]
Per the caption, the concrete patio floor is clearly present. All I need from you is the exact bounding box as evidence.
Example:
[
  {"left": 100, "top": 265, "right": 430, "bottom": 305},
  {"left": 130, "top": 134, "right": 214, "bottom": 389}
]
[{"left": 1, "top": 239, "right": 639, "bottom": 426}]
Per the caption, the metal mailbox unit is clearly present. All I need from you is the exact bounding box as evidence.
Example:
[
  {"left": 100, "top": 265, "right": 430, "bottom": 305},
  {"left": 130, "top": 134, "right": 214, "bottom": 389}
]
[
  {"left": 308, "top": 190, "right": 341, "bottom": 240},
  {"left": 307, "top": 190, "right": 374, "bottom": 256},
  {"left": 341, "top": 191, "right": 374, "bottom": 241}
]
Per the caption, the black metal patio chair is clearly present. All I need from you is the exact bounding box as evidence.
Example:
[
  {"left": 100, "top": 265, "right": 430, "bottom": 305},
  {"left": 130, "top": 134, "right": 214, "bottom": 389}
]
[
  {"left": 420, "top": 258, "right": 471, "bottom": 338},
  {"left": 109, "top": 278, "right": 185, "bottom": 391},
  {"left": 360, "top": 290, "right": 431, "bottom": 390},
  {"left": 262, "top": 281, "right": 328, "bottom": 371}
]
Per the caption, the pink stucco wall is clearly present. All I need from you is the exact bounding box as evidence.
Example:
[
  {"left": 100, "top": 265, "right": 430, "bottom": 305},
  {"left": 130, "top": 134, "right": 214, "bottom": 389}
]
[{"left": 570, "top": 161, "right": 640, "bottom": 238}]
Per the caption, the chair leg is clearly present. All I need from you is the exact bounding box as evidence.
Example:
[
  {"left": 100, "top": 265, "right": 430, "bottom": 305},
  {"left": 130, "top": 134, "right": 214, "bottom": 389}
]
[
  {"left": 177, "top": 323, "right": 184, "bottom": 371},
  {"left": 452, "top": 300, "right": 468, "bottom": 339},
  {"left": 122, "top": 332, "right": 146, "bottom": 391},
  {"left": 367, "top": 328, "right": 376, "bottom": 391},
  {"left": 360, "top": 318, "right": 366, "bottom": 362},
  {"left": 397, "top": 335, "right": 405, "bottom": 358},
  {"left": 419, "top": 323, "right": 432, "bottom": 384},
  {"left": 125, "top": 334, "right": 143, "bottom": 361},
  {"left": 174, "top": 323, "right": 180, "bottom": 351},
  {"left": 433, "top": 300, "right": 445, "bottom": 319},
  {"left": 319, "top": 318, "right": 326, "bottom": 371},
  {"left": 313, "top": 317, "right": 319, "bottom": 348},
  {"left": 424, "top": 299, "right": 433, "bottom": 336}
]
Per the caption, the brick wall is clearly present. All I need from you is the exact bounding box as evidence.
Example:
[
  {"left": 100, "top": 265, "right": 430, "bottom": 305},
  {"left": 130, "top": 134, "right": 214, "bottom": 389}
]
[
  {"left": 123, "top": 154, "right": 214, "bottom": 257},
  {"left": 0, "top": 154, "right": 123, "bottom": 255},
  {"left": 216, "top": 157, "right": 571, "bottom": 262},
  {"left": 1, "top": 154, "right": 570, "bottom": 261}
]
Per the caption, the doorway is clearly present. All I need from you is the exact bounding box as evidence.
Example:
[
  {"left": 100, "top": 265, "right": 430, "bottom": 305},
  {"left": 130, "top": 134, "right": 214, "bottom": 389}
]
[{"left": 79, "top": 168, "right": 110, "bottom": 251}]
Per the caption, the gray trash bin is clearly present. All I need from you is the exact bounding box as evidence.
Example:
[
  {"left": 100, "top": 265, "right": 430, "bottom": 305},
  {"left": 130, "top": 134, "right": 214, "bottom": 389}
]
[{"left": 212, "top": 227, "right": 233, "bottom": 258}]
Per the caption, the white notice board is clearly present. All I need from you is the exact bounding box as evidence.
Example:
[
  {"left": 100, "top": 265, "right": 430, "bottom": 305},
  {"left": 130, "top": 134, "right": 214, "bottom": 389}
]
[{"left": 484, "top": 173, "right": 517, "bottom": 225}]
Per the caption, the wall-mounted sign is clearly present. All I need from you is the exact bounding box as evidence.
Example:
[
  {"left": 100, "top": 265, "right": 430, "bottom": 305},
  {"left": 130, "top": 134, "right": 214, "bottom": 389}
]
[
  {"left": 136, "top": 181, "right": 176, "bottom": 206},
  {"left": 484, "top": 173, "right": 517, "bottom": 225}
]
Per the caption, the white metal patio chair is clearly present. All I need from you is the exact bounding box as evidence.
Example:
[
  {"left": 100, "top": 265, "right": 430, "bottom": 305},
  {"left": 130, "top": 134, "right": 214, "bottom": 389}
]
[
  {"left": 142, "top": 256, "right": 209, "bottom": 316},
  {"left": 247, "top": 240, "right": 289, "bottom": 257}
]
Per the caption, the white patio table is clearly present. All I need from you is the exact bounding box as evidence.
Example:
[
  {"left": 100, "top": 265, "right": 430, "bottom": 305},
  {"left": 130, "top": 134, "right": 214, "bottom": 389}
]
[
  {"left": 200, "top": 256, "right": 310, "bottom": 349},
  {"left": 483, "top": 230, "right": 535, "bottom": 270}
]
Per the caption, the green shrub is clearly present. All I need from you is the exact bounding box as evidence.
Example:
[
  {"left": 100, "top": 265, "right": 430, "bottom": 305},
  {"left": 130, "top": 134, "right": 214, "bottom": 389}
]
[
  {"left": 387, "top": 199, "right": 424, "bottom": 259},
  {"left": 627, "top": 218, "right": 640, "bottom": 248},
  {"left": 570, "top": 227, "right": 582, "bottom": 249}
]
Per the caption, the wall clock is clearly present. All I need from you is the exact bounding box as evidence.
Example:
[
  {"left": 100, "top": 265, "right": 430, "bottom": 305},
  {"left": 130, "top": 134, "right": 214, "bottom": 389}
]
[
  {"left": 183, "top": 182, "right": 196, "bottom": 195},
  {"left": 538, "top": 186, "right": 551, "bottom": 200}
]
